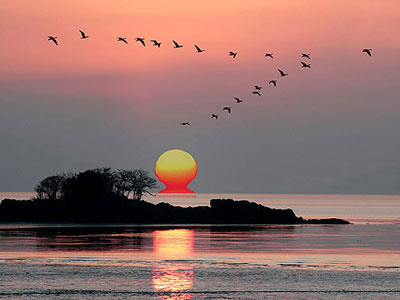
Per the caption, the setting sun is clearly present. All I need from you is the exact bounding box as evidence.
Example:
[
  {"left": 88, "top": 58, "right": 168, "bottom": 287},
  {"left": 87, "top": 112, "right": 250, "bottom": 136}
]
[{"left": 155, "top": 149, "right": 197, "bottom": 193}]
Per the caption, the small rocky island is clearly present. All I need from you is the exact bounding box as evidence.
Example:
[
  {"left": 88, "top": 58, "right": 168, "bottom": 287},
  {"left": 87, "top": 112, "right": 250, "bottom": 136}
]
[
  {"left": 0, "top": 168, "right": 349, "bottom": 224},
  {"left": 0, "top": 198, "right": 349, "bottom": 224}
]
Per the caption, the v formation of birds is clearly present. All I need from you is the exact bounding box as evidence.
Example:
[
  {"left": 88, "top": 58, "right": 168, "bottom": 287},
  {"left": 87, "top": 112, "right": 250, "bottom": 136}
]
[{"left": 47, "top": 31, "right": 373, "bottom": 127}]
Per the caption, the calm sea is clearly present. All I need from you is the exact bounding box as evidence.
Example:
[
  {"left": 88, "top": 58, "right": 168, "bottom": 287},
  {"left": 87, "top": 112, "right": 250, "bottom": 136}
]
[{"left": 0, "top": 193, "right": 399, "bottom": 299}]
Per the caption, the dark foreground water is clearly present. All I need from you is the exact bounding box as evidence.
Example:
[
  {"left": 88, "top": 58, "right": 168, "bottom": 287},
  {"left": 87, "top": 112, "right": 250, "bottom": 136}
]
[
  {"left": 0, "top": 223, "right": 399, "bottom": 300},
  {"left": 0, "top": 193, "right": 399, "bottom": 299}
]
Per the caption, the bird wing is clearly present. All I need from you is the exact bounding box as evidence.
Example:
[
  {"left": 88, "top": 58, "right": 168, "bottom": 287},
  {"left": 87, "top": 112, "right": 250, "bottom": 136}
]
[
  {"left": 79, "top": 30, "right": 85, "bottom": 37},
  {"left": 173, "top": 40, "right": 179, "bottom": 47},
  {"left": 139, "top": 39, "right": 145, "bottom": 46},
  {"left": 194, "top": 45, "right": 201, "bottom": 52},
  {"left": 49, "top": 37, "right": 58, "bottom": 45},
  {"left": 362, "top": 49, "right": 371, "bottom": 56},
  {"left": 278, "top": 69, "right": 284, "bottom": 76}
]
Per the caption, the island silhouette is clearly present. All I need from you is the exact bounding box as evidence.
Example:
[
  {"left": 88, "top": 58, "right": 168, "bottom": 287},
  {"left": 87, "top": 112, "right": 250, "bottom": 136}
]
[{"left": 0, "top": 168, "right": 349, "bottom": 224}]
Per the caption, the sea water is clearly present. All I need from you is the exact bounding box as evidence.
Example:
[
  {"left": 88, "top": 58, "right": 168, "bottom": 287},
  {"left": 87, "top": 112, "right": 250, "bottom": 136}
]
[{"left": 0, "top": 193, "right": 399, "bottom": 299}]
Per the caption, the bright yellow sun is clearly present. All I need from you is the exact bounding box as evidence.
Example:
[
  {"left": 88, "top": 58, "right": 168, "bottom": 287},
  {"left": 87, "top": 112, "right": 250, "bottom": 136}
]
[{"left": 155, "top": 149, "right": 197, "bottom": 193}]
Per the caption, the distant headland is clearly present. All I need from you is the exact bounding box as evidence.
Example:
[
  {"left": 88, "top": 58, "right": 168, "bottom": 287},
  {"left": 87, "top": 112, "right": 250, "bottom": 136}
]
[{"left": 0, "top": 168, "right": 349, "bottom": 224}]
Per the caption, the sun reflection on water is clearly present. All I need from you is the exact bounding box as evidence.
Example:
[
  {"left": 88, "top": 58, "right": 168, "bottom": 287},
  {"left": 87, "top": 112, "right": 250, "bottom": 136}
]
[
  {"left": 152, "top": 229, "right": 194, "bottom": 300},
  {"left": 153, "top": 229, "right": 194, "bottom": 258}
]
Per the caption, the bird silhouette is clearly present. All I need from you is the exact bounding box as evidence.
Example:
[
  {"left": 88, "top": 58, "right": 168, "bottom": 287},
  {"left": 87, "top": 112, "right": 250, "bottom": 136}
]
[
  {"left": 79, "top": 30, "right": 89, "bottom": 39},
  {"left": 362, "top": 48, "right": 372, "bottom": 57},
  {"left": 269, "top": 80, "right": 277, "bottom": 87},
  {"left": 211, "top": 114, "right": 219, "bottom": 119},
  {"left": 194, "top": 45, "right": 205, "bottom": 53},
  {"left": 252, "top": 91, "right": 261, "bottom": 96},
  {"left": 265, "top": 53, "right": 274, "bottom": 58},
  {"left": 228, "top": 51, "right": 237, "bottom": 58},
  {"left": 301, "top": 62, "right": 311, "bottom": 68},
  {"left": 173, "top": 40, "right": 183, "bottom": 48},
  {"left": 234, "top": 97, "right": 243, "bottom": 103},
  {"left": 135, "top": 38, "right": 145, "bottom": 47},
  {"left": 79, "top": 30, "right": 89, "bottom": 40},
  {"left": 150, "top": 40, "right": 161, "bottom": 47},
  {"left": 117, "top": 37, "right": 128, "bottom": 44},
  {"left": 254, "top": 85, "right": 262, "bottom": 91},
  {"left": 301, "top": 53, "right": 311, "bottom": 59},
  {"left": 278, "top": 69, "right": 288, "bottom": 77},
  {"left": 223, "top": 107, "right": 232, "bottom": 113},
  {"left": 180, "top": 122, "right": 191, "bottom": 126},
  {"left": 48, "top": 36, "right": 58, "bottom": 46}
]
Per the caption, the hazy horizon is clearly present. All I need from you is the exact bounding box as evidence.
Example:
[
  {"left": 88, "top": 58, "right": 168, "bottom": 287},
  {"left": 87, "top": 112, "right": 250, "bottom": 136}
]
[{"left": 1, "top": 0, "right": 400, "bottom": 194}]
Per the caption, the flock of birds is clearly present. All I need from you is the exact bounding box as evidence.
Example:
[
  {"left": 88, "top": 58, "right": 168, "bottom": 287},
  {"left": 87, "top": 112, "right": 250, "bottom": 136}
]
[{"left": 47, "top": 31, "right": 373, "bottom": 127}]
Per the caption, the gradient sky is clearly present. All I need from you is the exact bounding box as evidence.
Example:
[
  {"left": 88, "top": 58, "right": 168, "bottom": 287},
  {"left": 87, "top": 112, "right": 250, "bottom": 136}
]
[{"left": 1, "top": 0, "right": 400, "bottom": 193}]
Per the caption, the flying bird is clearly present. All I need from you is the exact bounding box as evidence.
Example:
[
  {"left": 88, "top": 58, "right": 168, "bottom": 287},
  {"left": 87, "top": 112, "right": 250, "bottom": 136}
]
[
  {"left": 301, "top": 62, "right": 311, "bottom": 68},
  {"left": 173, "top": 40, "right": 183, "bottom": 48},
  {"left": 228, "top": 51, "right": 237, "bottom": 58},
  {"left": 254, "top": 85, "right": 262, "bottom": 91},
  {"left": 194, "top": 45, "right": 205, "bottom": 53},
  {"left": 265, "top": 53, "right": 274, "bottom": 58},
  {"left": 269, "top": 80, "right": 277, "bottom": 87},
  {"left": 79, "top": 30, "right": 89, "bottom": 39},
  {"left": 211, "top": 114, "right": 219, "bottom": 119},
  {"left": 234, "top": 97, "right": 243, "bottom": 103},
  {"left": 180, "top": 122, "right": 191, "bottom": 126},
  {"left": 362, "top": 48, "right": 372, "bottom": 57},
  {"left": 223, "top": 107, "right": 232, "bottom": 114},
  {"left": 301, "top": 53, "right": 311, "bottom": 59},
  {"left": 48, "top": 36, "right": 58, "bottom": 46},
  {"left": 135, "top": 38, "right": 145, "bottom": 47},
  {"left": 150, "top": 40, "right": 161, "bottom": 48},
  {"left": 117, "top": 37, "right": 128, "bottom": 44},
  {"left": 252, "top": 91, "right": 261, "bottom": 96},
  {"left": 278, "top": 69, "right": 288, "bottom": 77}
]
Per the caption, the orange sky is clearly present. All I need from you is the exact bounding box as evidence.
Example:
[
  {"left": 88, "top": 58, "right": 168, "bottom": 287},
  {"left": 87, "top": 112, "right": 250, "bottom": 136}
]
[
  {"left": 1, "top": 0, "right": 399, "bottom": 123},
  {"left": 1, "top": 0, "right": 400, "bottom": 77}
]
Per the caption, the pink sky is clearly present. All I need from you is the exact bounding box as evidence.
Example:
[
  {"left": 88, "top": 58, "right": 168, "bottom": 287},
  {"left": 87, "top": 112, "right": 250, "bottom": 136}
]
[
  {"left": 1, "top": 0, "right": 400, "bottom": 193},
  {"left": 1, "top": 1, "right": 400, "bottom": 118}
]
